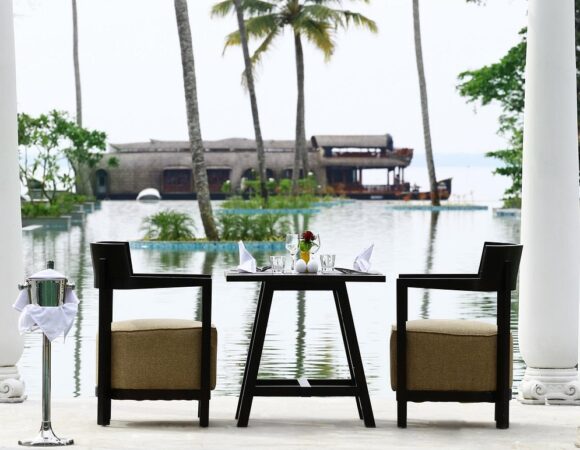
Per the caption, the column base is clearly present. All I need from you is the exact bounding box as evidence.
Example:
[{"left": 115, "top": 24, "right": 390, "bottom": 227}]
[
  {"left": 0, "top": 366, "right": 26, "bottom": 403},
  {"left": 518, "top": 367, "right": 580, "bottom": 405}
]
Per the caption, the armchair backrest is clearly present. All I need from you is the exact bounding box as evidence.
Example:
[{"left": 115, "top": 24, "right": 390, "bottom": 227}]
[
  {"left": 477, "top": 242, "right": 523, "bottom": 291},
  {"left": 91, "top": 241, "right": 134, "bottom": 289}
]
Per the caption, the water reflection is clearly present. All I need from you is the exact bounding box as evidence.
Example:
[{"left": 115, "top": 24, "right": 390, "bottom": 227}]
[
  {"left": 17, "top": 200, "right": 522, "bottom": 398},
  {"left": 419, "top": 211, "right": 440, "bottom": 319}
]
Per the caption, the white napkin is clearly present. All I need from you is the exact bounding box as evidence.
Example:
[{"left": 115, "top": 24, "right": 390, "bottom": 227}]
[
  {"left": 354, "top": 244, "right": 374, "bottom": 272},
  {"left": 237, "top": 241, "right": 257, "bottom": 273},
  {"left": 13, "top": 287, "right": 79, "bottom": 342}
]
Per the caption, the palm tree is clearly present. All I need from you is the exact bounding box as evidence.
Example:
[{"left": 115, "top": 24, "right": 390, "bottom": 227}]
[
  {"left": 215, "top": 0, "right": 268, "bottom": 200},
  {"left": 212, "top": 0, "right": 377, "bottom": 193},
  {"left": 71, "top": 0, "right": 93, "bottom": 196},
  {"left": 72, "top": 0, "right": 82, "bottom": 127},
  {"left": 174, "top": 0, "right": 219, "bottom": 240},
  {"left": 412, "top": 0, "right": 440, "bottom": 206}
]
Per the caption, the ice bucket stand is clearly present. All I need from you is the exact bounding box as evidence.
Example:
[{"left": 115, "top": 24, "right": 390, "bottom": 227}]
[{"left": 19, "top": 261, "right": 74, "bottom": 447}]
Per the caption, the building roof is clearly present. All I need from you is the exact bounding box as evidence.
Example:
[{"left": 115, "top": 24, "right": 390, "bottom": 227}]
[
  {"left": 110, "top": 135, "right": 396, "bottom": 154},
  {"left": 110, "top": 138, "right": 303, "bottom": 153},
  {"left": 311, "top": 134, "right": 393, "bottom": 150}
]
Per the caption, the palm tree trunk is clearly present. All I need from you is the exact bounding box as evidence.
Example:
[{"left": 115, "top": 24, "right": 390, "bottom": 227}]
[
  {"left": 293, "top": 32, "right": 308, "bottom": 194},
  {"left": 72, "top": 0, "right": 93, "bottom": 196},
  {"left": 234, "top": 0, "right": 268, "bottom": 201},
  {"left": 72, "top": 0, "right": 82, "bottom": 127},
  {"left": 412, "top": 0, "right": 440, "bottom": 206},
  {"left": 174, "top": 0, "right": 219, "bottom": 240}
]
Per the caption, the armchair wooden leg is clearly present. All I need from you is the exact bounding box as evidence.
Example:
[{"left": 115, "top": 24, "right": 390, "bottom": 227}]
[
  {"left": 97, "top": 394, "right": 111, "bottom": 426},
  {"left": 397, "top": 400, "right": 407, "bottom": 428},
  {"left": 199, "top": 397, "right": 209, "bottom": 427},
  {"left": 495, "top": 393, "right": 509, "bottom": 429}
]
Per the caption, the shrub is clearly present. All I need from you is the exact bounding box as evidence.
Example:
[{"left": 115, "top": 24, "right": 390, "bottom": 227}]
[
  {"left": 141, "top": 210, "right": 197, "bottom": 241},
  {"left": 21, "top": 193, "right": 91, "bottom": 218},
  {"left": 217, "top": 213, "right": 290, "bottom": 241}
]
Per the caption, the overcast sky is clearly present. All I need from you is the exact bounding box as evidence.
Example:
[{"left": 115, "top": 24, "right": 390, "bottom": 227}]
[{"left": 13, "top": 0, "right": 527, "bottom": 158}]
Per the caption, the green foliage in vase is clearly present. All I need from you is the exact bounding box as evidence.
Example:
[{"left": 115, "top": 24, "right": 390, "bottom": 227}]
[
  {"left": 218, "top": 213, "right": 290, "bottom": 241},
  {"left": 142, "top": 210, "right": 197, "bottom": 241}
]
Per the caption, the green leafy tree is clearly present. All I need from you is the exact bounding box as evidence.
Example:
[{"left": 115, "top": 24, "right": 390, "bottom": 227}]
[
  {"left": 212, "top": 0, "right": 377, "bottom": 194},
  {"left": 18, "top": 110, "right": 109, "bottom": 204},
  {"left": 458, "top": 0, "right": 580, "bottom": 206},
  {"left": 457, "top": 31, "right": 526, "bottom": 205}
]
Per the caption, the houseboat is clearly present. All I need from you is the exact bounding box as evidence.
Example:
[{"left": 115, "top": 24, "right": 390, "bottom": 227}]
[{"left": 92, "top": 134, "right": 451, "bottom": 200}]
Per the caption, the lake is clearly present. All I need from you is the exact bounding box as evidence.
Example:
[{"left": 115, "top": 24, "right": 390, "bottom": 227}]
[{"left": 18, "top": 175, "right": 521, "bottom": 399}]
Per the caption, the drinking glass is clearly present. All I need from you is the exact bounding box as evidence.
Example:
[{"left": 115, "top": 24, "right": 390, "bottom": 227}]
[
  {"left": 285, "top": 233, "right": 299, "bottom": 271},
  {"left": 320, "top": 254, "right": 336, "bottom": 273},
  {"left": 270, "top": 256, "right": 285, "bottom": 274}
]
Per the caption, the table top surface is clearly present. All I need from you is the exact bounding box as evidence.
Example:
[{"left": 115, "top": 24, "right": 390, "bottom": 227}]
[{"left": 225, "top": 270, "right": 386, "bottom": 283}]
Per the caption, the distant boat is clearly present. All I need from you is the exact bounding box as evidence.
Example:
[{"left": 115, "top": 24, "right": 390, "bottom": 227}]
[{"left": 137, "top": 188, "right": 161, "bottom": 202}]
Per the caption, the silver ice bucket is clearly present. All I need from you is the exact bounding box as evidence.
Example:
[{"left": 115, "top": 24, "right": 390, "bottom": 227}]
[{"left": 18, "top": 261, "right": 73, "bottom": 308}]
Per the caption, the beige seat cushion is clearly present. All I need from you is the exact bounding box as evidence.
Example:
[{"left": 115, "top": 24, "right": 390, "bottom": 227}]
[
  {"left": 390, "top": 319, "right": 512, "bottom": 392},
  {"left": 101, "top": 318, "right": 217, "bottom": 390}
]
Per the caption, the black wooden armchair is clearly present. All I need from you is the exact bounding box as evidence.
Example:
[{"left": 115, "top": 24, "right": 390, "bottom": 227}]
[
  {"left": 391, "top": 242, "right": 523, "bottom": 429},
  {"left": 90, "top": 241, "right": 217, "bottom": 427}
]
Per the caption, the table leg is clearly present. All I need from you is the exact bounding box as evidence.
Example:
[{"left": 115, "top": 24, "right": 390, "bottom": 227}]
[
  {"left": 237, "top": 283, "right": 274, "bottom": 427},
  {"left": 236, "top": 282, "right": 265, "bottom": 420},
  {"left": 335, "top": 283, "right": 375, "bottom": 427},
  {"left": 333, "top": 289, "right": 363, "bottom": 420}
]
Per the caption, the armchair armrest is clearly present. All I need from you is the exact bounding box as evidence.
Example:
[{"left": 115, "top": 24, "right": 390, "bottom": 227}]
[
  {"left": 127, "top": 274, "right": 212, "bottom": 289},
  {"left": 397, "top": 276, "right": 481, "bottom": 291},
  {"left": 399, "top": 273, "right": 477, "bottom": 279}
]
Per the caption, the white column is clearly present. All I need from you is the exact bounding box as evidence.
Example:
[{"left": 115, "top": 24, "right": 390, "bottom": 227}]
[
  {"left": 518, "top": 0, "right": 580, "bottom": 405},
  {"left": 0, "top": 0, "right": 26, "bottom": 403}
]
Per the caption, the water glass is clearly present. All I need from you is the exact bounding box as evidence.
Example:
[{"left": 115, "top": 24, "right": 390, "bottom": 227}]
[
  {"left": 320, "top": 254, "right": 336, "bottom": 273},
  {"left": 270, "top": 256, "right": 285, "bottom": 274}
]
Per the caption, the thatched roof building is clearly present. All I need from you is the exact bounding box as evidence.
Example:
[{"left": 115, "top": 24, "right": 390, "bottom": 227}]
[{"left": 93, "top": 134, "right": 413, "bottom": 199}]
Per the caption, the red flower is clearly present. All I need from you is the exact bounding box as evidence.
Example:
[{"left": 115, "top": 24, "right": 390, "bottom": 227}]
[{"left": 302, "top": 230, "right": 315, "bottom": 242}]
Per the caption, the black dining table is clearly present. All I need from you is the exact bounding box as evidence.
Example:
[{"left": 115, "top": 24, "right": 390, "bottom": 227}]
[{"left": 225, "top": 270, "right": 386, "bottom": 427}]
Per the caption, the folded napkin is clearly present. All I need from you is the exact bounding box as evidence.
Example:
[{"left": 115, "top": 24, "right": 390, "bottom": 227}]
[
  {"left": 354, "top": 244, "right": 374, "bottom": 272},
  {"left": 13, "top": 287, "right": 79, "bottom": 342},
  {"left": 237, "top": 241, "right": 257, "bottom": 273}
]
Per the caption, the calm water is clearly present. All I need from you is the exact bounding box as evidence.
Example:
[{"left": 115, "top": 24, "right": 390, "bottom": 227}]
[{"left": 19, "top": 196, "right": 521, "bottom": 399}]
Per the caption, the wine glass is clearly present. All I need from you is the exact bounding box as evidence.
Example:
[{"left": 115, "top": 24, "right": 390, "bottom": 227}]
[{"left": 285, "top": 233, "right": 299, "bottom": 271}]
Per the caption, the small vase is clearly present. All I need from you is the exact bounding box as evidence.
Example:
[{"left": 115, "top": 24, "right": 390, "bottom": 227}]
[{"left": 300, "top": 250, "right": 310, "bottom": 264}]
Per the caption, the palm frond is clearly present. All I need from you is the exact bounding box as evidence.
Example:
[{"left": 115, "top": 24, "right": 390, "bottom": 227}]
[
  {"left": 295, "top": 19, "right": 335, "bottom": 60},
  {"left": 242, "top": 0, "right": 277, "bottom": 15},
  {"left": 223, "top": 13, "right": 279, "bottom": 52},
  {"left": 211, "top": 0, "right": 235, "bottom": 17},
  {"left": 250, "top": 27, "right": 281, "bottom": 66},
  {"left": 245, "top": 14, "right": 281, "bottom": 38},
  {"left": 301, "top": 4, "right": 344, "bottom": 26},
  {"left": 339, "top": 10, "right": 377, "bottom": 32}
]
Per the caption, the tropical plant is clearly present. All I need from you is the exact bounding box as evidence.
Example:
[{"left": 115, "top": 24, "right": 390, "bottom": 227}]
[
  {"left": 457, "top": 0, "right": 580, "bottom": 206},
  {"left": 457, "top": 31, "right": 526, "bottom": 205},
  {"left": 212, "top": 0, "right": 377, "bottom": 194},
  {"left": 21, "top": 193, "right": 90, "bottom": 218},
  {"left": 412, "top": 0, "right": 439, "bottom": 206},
  {"left": 18, "top": 110, "right": 109, "bottom": 205},
  {"left": 218, "top": 212, "right": 290, "bottom": 241},
  {"left": 141, "top": 209, "right": 197, "bottom": 241},
  {"left": 174, "top": 0, "right": 219, "bottom": 240}
]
